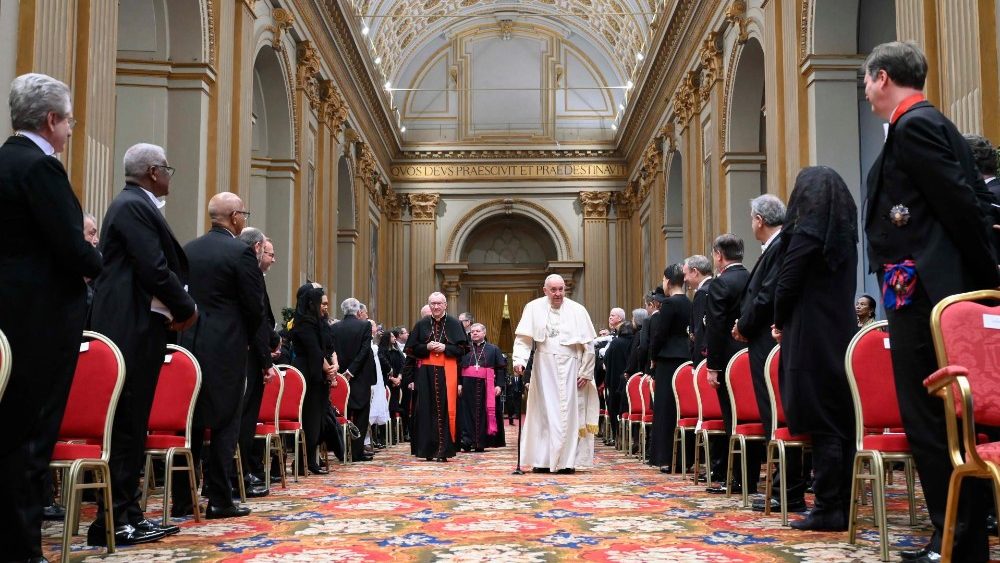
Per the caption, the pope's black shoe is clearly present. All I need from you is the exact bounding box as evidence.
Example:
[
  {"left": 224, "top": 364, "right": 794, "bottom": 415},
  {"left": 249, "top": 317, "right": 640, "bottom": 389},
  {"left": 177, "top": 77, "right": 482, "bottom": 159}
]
[
  {"left": 87, "top": 522, "right": 166, "bottom": 546},
  {"left": 133, "top": 518, "right": 180, "bottom": 537},
  {"left": 206, "top": 504, "right": 251, "bottom": 519}
]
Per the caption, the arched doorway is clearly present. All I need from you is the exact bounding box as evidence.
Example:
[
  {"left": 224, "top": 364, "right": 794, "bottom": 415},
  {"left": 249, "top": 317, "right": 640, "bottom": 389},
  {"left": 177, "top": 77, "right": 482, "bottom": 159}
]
[
  {"left": 250, "top": 45, "right": 295, "bottom": 315},
  {"left": 664, "top": 149, "right": 685, "bottom": 264},
  {"left": 336, "top": 153, "right": 356, "bottom": 303},
  {"left": 724, "top": 37, "right": 767, "bottom": 264}
]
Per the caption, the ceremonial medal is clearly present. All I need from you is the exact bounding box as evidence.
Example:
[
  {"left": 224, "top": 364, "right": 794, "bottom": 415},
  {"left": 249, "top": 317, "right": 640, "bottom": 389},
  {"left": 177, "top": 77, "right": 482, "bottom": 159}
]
[{"left": 889, "top": 204, "right": 910, "bottom": 227}]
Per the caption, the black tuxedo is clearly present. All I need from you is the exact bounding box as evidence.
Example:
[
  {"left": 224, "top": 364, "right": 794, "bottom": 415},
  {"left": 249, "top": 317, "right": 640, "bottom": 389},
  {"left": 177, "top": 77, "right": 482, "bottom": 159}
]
[
  {"left": 329, "top": 314, "right": 375, "bottom": 460},
  {"left": 0, "top": 135, "right": 102, "bottom": 559},
  {"left": 647, "top": 294, "right": 693, "bottom": 467},
  {"left": 90, "top": 184, "right": 197, "bottom": 527},
  {"left": 174, "top": 226, "right": 265, "bottom": 509},
  {"left": 689, "top": 278, "right": 713, "bottom": 365},
  {"left": 239, "top": 283, "right": 277, "bottom": 478},
  {"left": 865, "top": 100, "right": 998, "bottom": 560}
]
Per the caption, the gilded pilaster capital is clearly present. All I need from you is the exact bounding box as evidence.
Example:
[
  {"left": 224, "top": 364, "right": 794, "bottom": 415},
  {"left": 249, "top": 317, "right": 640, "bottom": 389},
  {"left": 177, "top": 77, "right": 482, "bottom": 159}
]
[
  {"left": 319, "top": 80, "right": 350, "bottom": 134},
  {"left": 269, "top": 8, "right": 294, "bottom": 49},
  {"left": 724, "top": 0, "right": 750, "bottom": 45},
  {"left": 699, "top": 32, "right": 722, "bottom": 103},
  {"left": 580, "top": 191, "right": 611, "bottom": 219},
  {"left": 409, "top": 193, "right": 440, "bottom": 220},
  {"left": 297, "top": 41, "right": 322, "bottom": 110}
]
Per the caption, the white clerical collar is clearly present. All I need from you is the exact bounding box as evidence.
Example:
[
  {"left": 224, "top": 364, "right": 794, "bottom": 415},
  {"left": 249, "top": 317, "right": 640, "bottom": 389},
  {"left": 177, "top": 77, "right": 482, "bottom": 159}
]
[
  {"left": 138, "top": 186, "right": 166, "bottom": 210},
  {"left": 986, "top": 176, "right": 997, "bottom": 184},
  {"left": 16, "top": 131, "right": 55, "bottom": 156},
  {"left": 697, "top": 276, "right": 713, "bottom": 290},
  {"left": 761, "top": 228, "right": 781, "bottom": 252},
  {"left": 721, "top": 263, "right": 743, "bottom": 272}
]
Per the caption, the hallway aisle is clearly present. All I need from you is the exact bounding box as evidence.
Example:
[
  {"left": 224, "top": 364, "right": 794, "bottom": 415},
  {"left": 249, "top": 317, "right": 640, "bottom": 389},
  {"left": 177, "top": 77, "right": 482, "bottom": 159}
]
[{"left": 45, "top": 425, "right": 945, "bottom": 562}]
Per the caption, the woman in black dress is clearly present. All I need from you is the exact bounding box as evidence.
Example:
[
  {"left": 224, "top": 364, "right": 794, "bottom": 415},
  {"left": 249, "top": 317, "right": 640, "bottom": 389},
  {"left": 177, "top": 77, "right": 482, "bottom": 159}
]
[
  {"left": 647, "top": 263, "right": 693, "bottom": 472},
  {"left": 290, "top": 283, "right": 334, "bottom": 474},
  {"left": 773, "top": 166, "right": 858, "bottom": 531}
]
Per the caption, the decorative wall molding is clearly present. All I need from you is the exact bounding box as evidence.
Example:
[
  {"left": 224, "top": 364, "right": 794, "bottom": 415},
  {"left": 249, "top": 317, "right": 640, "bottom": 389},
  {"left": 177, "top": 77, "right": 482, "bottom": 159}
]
[
  {"left": 408, "top": 192, "right": 441, "bottom": 220},
  {"left": 580, "top": 191, "right": 612, "bottom": 219}
]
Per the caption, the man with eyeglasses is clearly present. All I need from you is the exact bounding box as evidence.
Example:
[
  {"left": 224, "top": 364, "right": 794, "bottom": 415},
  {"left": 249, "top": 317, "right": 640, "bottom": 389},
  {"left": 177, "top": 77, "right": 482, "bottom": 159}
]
[
  {"left": 0, "top": 72, "right": 103, "bottom": 561},
  {"left": 87, "top": 143, "right": 198, "bottom": 546}
]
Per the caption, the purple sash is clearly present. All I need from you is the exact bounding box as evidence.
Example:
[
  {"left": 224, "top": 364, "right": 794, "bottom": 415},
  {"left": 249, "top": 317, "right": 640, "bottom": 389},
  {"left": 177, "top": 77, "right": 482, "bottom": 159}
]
[{"left": 461, "top": 365, "right": 497, "bottom": 435}]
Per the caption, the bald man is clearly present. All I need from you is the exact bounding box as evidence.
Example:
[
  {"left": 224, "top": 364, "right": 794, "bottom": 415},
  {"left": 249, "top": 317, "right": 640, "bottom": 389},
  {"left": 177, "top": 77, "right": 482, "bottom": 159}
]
[
  {"left": 512, "top": 275, "right": 598, "bottom": 474},
  {"left": 172, "top": 192, "right": 265, "bottom": 519}
]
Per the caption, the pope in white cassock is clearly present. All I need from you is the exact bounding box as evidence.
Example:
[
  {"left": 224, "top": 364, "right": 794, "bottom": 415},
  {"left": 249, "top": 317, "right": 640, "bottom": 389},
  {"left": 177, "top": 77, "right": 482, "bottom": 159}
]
[{"left": 513, "top": 274, "right": 599, "bottom": 474}]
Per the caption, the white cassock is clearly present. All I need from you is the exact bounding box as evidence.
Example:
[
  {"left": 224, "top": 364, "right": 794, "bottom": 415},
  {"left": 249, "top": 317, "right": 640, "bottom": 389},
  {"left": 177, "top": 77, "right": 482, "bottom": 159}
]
[{"left": 513, "top": 296, "right": 599, "bottom": 470}]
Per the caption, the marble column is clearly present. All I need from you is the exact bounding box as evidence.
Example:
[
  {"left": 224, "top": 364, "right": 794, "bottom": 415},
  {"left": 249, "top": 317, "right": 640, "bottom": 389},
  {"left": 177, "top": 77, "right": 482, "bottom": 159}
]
[
  {"left": 409, "top": 193, "right": 440, "bottom": 315},
  {"left": 580, "top": 191, "right": 611, "bottom": 320}
]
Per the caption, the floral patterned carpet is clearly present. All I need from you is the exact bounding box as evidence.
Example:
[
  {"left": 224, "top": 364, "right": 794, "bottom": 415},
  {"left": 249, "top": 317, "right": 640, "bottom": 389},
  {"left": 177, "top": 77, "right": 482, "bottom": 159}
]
[{"left": 44, "top": 424, "right": 995, "bottom": 562}]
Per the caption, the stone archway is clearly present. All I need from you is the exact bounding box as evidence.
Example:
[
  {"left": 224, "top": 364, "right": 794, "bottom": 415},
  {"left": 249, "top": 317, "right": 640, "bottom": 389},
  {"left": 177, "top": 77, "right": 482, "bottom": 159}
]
[
  {"left": 336, "top": 153, "right": 356, "bottom": 302},
  {"left": 250, "top": 44, "right": 296, "bottom": 314},
  {"left": 664, "top": 149, "right": 684, "bottom": 264},
  {"left": 724, "top": 37, "right": 766, "bottom": 264}
]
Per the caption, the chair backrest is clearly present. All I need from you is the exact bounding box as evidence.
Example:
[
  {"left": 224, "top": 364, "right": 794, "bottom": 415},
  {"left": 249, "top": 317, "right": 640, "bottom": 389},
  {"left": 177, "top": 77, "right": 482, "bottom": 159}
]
[
  {"left": 148, "top": 345, "right": 202, "bottom": 446},
  {"left": 762, "top": 345, "right": 783, "bottom": 436},
  {"left": 845, "top": 321, "right": 901, "bottom": 450},
  {"left": 625, "top": 374, "right": 644, "bottom": 416},
  {"left": 58, "top": 331, "right": 126, "bottom": 459},
  {"left": 385, "top": 384, "right": 391, "bottom": 402},
  {"left": 275, "top": 364, "right": 306, "bottom": 424},
  {"left": 329, "top": 373, "right": 350, "bottom": 415},
  {"left": 258, "top": 368, "right": 284, "bottom": 426},
  {"left": 0, "top": 328, "right": 11, "bottom": 402},
  {"left": 641, "top": 375, "right": 654, "bottom": 413},
  {"left": 724, "top": 348, "right": 758, "bottom": 430},
  {"left": 693, "top": 359, "right": 723, "bottom": 421},
  {"left": 931, "top": 290, "right": 1000, "bottom": 427},
  {"left": 671, "top": 361, "right": 696, "bottom": 422}
]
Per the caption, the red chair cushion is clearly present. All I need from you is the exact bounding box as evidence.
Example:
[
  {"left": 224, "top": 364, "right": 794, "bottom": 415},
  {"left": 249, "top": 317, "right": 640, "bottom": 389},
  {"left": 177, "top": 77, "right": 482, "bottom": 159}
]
[
  {"left": 734, "top": 422, "right": 765, "bottom": 436},
  {"left": 145, "top": 434, "right": 186, "bottom": 449},
  {"left": 336, "top": 416, "right": 347, "bottom": 425},
  {"left": 640, "top": 414, "right": 653, "bottom": 423},
  {"left": 255, "top": 424, "right": 278, "bottom": 435},
  {"left": 678, "top": 417, "right": 699, "bottom": 428},
  {"left": 727, "top": 352, "right": 759, "bottom": 421},
  {"left": 774, "top": 427, "right": 810, "bottom": 442},
  {"left": 60, "top": 337, "right": 121, "bottom": 441},
  {"left": 937, "top": 300, "right": 1000, "bottom": 427},
  {"left": 278, "top": 421, "right": 302, "bottom": 431},
  {"left": 148, "top": 349, "right": 198, "bottom": 433},
  {"left": 862, "top": 432, "right": 910, "bottom": 452},
  {"left": 850, "top": 327, "right": 903, "bottom": 429},
  {"left": 701, "top": 419, "right": 725, "bottom": 431},
  {"left": 52, "top": 442, "right": 102, "bottom": 461},
  {"left": 278, "top": 367, "right": 305, "bottom": 422},
  {"left": 695, "top": 364, "right": 724, "bottom": 419},
  {"left": 673, "top": 364, "right": 698, "bottom": 418},
  {"left": 977, "top": 441, "right": 1000, "bottom": 464}
]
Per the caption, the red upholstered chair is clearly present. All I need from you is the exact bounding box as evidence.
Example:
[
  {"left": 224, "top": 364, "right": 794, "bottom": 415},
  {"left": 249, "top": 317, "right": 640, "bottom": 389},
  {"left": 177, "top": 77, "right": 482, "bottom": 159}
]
[
  {"left": 621, "top": 374, "right": 644, "bottom": 457},
  {"left": 275, "top": 365, "right": 307, "bottom": 482},
  {"left": 598, "top": 384, "right": 610, "bottom": 440},
  {"left": 49, "top": 331, "right": 126, "bottom": 559},
  {"left": 925, "top": 289, "right": 1000, "bottom": 563},
  {"left": 393, "top": 386, "right": 404, "bottom": 444},
  {"left": 255, "top": 371, "right": 286, "bottom": 489},
  {"left": 670, "top": 361, "right": 695, "bottom": 476},
  {"left": 761, "top": 345, "right": 811, "bottom": 525},
  {"left": 692, "top": 359, "right": 727, "bottom": 485},
  {"left": 845, "top": 320, "right": 917, "bottom": 562},
  {"left": 384, "top": 384, "right": 395, "bottom": 446},
  {"left": 140, "top": 345, "right": 202, "bottom": 525},
  {"left": 0, "top": 328, "right": 11, "bottom": 401},
  {"left": 723, "top": 348, "right": 764, "bottom": 508},
  {"left": 638, "top": 375, "right": 655, "bottom": 462},
  {"left": 328, "top": 373, "right": 351, "bottom": 465}
]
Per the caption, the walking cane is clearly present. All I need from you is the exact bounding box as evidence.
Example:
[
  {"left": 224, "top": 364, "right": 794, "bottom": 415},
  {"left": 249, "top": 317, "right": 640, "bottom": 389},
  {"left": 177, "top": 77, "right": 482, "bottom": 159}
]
[{"left": 512, "top": 375, "right": 524, "bottom": 475}]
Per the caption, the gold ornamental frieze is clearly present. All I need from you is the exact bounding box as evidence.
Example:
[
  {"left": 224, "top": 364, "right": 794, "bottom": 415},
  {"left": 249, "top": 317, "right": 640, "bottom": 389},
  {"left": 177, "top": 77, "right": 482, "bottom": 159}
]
[{"left": 390, "top": 162, "right": 628, "bottom": 182}]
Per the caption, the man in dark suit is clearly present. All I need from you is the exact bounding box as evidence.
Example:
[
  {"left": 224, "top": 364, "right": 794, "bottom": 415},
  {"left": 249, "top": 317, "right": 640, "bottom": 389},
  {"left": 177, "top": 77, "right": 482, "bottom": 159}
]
[
  {"left": 863, "top": 41, "right": 999, "bottom": 563},
  {"left": 0, "top": 72, "right": 103, "bottom": 562},
  {"left": 733, "top": 195, "right": 805, "bottom": 513},
  {"left": 330, "top": 297, "right": 376, "bottom": 461},
  {"left": 703, "top": 234, "right": 750, "bottom": 494},
  {"left": 964, "top": 134, "right": 1000, "bottom": 263},
  {"left": 172, "top": 192, "right": 265, "bottom": 519},
  {"left": 683, "top": 254, "right": 714, "bottom": 366},
  {"left": 86, "top": 143, "right": 199, "bottom": 546},
  {"left": 236, "top": 227, "right": 279, "bottom": 497}
]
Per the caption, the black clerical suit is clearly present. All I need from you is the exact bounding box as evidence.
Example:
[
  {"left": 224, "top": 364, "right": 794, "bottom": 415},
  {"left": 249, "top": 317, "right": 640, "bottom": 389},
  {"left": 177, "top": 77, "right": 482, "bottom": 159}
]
[
  {"left": 90, "top": 184, "right": 197, "bottom": 530},
  {"left": 405, "top": 315, "right": 467, "bottom": 460},
  {"left": 457, "top": 341, "right": 507, "bottom": 451},
  {"left": 705, "top": 264, "right": 749, "bottom": 484},
  {"left": 689, "top": 277, "right": 713, "bottom": 365},
  {"left": 329, "top": 314, "right": 375, "bottom": 461},
  {"left": 240, "top": 288, "right": 277, "bottom": 480},
  {"left": 865, "top": 99, "right": 999, "bottom": 561},
  {"left": 648, "top": 294, "right": 692, "bottom": 467},
  {"left": 0, "top": 135, "right": 103, "bottom": 560},
  {"left": 173, "top": 227, "right": 265, "bottom": 511}
]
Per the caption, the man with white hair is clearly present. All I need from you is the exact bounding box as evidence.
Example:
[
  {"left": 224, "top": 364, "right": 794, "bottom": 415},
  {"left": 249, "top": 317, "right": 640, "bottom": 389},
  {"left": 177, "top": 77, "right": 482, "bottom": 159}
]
[
  {"left": 404, "top": 292, "right": 468, "bottom": 461},
  {"left": 87, "top": 142, "right": 199, "bottom": 545},
  {"left": 0, "top": 73, "right": 103, "bottom": 559},
  {"left": 607, "top": 307, "right": 626, "bottom": 334},
  {"left": 330, "top": 297, "right": 377, "bottom": 461},
  {"left": 513, "top": 275, "right": 598, "bottom": 474}
]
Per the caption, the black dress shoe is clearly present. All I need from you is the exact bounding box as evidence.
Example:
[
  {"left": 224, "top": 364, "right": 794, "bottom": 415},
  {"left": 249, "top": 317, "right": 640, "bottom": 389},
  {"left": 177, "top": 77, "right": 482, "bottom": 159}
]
[
  {"left": 245, "top": 474, "right": 266, "bottom": 487},
  {"left": 789, "top": 509, "right": 848, "bottom": 531},
  {"left": 556, "top": 468, "right": 575, "bottom": 474},
  {"left": 206, "top": 504, "right": 251, "bottom": 519},
  {"left": 435, "top": 457, "right": 448, "bottom": 462},
  {"left": 987, "top": 514, "right": 998, "bottom": 535},
  {"left": 705, "top": 484, "right": 728, "bottom": 494},
  {"left": 531, "top": 467, "right": 550, "bottom": 473},
  {"left": 308, "top": 465, "right": 329, "bottom": 475},
  {"left": 170, "top": 503, "right": 198, "bottom": 518},
  {"left": 269, "top": 472, "right": 283, "bottom": 484},
  {"left": 353, "top": 453, "right": 374, "bottom": 462},
  {"left": 474, "top": 448, "right": 485, "bottom": 453},
  {"left": 243, "top": 484, "right": 269, "bottom": 498},
  {"left": 87, "top": 522, "right": 166, "bottom": 546},
  {"left": 898, "top": 546, "right": 935, "bottom": 561},
  {"left": 42, "top": 503, "right": 66, "bottom": 521},
  {"left": 132, "top": 518, "right": 180, "bottom": 537},
  {"left": 658, "top": 466, "right": 672, "bottom": 474},
  {"left": 910, "top": 552, "right": 941, "bottom": 563},
  {"left": 752, "top": 497, "right": 807, "bottom": 513}
]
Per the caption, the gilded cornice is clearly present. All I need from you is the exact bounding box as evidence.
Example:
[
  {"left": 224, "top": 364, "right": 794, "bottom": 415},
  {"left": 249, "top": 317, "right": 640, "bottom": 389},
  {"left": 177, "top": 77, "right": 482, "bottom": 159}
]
[
  {"left": 268, "top": 8, "right": 295, "bottom": 49},
  {"left": 799, "top": 0, "right": 811, "bottom": 64},
  {"left": 319, "top": 79, "right": 349, "bottom": 135},
  {"left": 579, "top": 191, "right": 611, "bottom": 219},
  {"left": 356, "top": 143, "right": 379, "bottom": 184},
  {"left": 297, "top": 40, "right": 323, "bottom": 111},
  {"left": 699, "top": 31, "right": 722, "bottom": 104},
  {"left": 615, "top": 181, "right": 640, "bottom": 217},
  {"left": 724, "top": 0, "right": 750, "bottom": 45},
  {"left": 409, "top": 192, "right": 440, "bottom": 220},
  {"left": 660, "top": 123, "right": 677, "bottom": 153}
]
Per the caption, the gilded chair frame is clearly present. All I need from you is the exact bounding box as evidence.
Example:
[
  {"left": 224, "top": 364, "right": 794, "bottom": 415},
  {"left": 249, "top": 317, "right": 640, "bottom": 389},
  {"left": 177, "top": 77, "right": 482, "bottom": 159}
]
[
  {"left": 639, "top": 375, "right": 654, "bottom": 463},
  {"left": 140, "top": 344, "right": 202, "bottom": 525},
  {"left": 761, "top": 344, "right": 812, "bottom": 525},
  {"left": 393, "top": 386, "right": 404, "bottom": 444},
  {"left": 274, "top": 364, "right": 308, "bottom": 482},
  {"left": 0, "top": 328, "right": 11, "bottom": 401},
  {"left": 326, "top": 373, "right": 351, "bottom": 465},
  {"left": 927, "top": 289, "right": 1000, "bottom": 563},
  {"left": 845, "top": 320, "right": 917, "bottom": 562},
  {"left": 692, "top": 360, "right": 726, "bottom": 485},
  {"left": 724, "top": 348, "right": 764, "bottom": 508},
  {"left": 50, "top": 331, "right": 126, "bottom": 559},
  {"left": 621, "top": 373, "right": 643, "bottom": 457},
  {"left": 669, "top": 361, "right": 695, "bottom": 477},
  {"left": 255, "top": 372, "right": 287, "bottom": 490}
]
